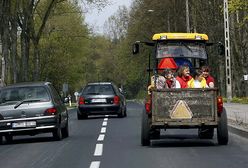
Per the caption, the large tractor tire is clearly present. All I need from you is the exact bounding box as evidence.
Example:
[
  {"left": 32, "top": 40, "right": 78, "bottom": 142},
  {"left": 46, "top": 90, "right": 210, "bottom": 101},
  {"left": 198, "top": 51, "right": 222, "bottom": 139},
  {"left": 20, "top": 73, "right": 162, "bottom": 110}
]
[
  {"left": 217, "top": 108, "right": 229, "bottom": 145},
  {"left": 141, "top": 109, "right": 151, "bottom": 146}
]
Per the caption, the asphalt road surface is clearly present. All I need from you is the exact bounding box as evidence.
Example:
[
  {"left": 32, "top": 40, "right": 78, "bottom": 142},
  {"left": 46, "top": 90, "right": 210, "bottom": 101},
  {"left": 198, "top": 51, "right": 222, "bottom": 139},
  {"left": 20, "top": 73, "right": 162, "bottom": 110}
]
[{"left": 0, "top": 102, "right": 248, "bottom": 168}]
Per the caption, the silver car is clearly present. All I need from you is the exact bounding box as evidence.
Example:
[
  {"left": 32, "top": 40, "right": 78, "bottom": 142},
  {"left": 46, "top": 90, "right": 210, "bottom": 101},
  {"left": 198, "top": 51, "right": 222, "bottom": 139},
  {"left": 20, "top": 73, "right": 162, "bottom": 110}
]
[{"left": 0, "top": 82, "right": 69, "bottom": 144}]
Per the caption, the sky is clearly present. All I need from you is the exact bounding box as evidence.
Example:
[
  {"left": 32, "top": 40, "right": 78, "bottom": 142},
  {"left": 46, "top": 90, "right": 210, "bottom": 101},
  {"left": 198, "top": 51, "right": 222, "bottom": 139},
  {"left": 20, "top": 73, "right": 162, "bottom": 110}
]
[{"left": 84, "top": 0, "right": 133, "bottom": 34}]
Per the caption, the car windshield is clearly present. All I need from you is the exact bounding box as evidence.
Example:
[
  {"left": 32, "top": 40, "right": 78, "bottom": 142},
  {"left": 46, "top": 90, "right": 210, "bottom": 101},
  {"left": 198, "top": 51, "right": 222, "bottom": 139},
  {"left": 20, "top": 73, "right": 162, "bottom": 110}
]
[
  {"left": 157, "top": 41, "right": 207, "bottom": 59},
  {"left": 0, "top": 86, "right": 50, "bottom": 105},
  {"left": 82, "top": 85, "right": 115, "bottom": 95}
]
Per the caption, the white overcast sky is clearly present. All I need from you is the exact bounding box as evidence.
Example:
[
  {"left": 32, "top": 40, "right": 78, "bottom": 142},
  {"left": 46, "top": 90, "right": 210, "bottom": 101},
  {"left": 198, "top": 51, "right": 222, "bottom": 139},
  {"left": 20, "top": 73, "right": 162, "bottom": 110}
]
[{"left": 84, "top": 0, "right": 133, "bottom": 34}]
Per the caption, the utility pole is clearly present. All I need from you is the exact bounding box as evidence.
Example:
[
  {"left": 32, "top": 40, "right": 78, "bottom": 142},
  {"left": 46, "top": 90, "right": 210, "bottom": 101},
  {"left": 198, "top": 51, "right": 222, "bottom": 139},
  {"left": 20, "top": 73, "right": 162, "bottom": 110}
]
[
  {"left": 223, "top": 0, "right": 232, "bottom": 101},
  {"left": 185, "top": 0, "right": 190, "bottom": 33}
]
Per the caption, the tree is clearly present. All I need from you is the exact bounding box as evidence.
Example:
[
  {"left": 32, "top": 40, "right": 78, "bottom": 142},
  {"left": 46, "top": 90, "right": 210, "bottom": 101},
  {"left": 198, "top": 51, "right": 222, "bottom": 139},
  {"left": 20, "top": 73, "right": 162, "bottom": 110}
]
[
  {"left": 103, "top": 5, "right": 129, "bottom": 42},
  {"left": 0, "top": 0, "right": 109, "bottom": 90},
  {"left": 229, "top": 0, "right": 248, "bottom": 96},
  {"left": 0, "top": 0, "right": 10, "bottom": 85},
  {"left": 38, "top": 1, "right": 91, "bottom": 91}
]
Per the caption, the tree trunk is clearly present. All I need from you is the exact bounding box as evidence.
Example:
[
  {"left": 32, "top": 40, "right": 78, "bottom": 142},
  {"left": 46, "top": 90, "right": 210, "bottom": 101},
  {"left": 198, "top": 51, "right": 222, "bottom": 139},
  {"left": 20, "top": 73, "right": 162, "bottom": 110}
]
[
  {"left": 10, "top": 15, "right": 18, "bottom": 83},
  {"left": 33, "top": 39, "right": 40, "bottom": 81},
  {"left": 21, "top": 29, "right": 30, "bottom": 82},
  {"left": 1, "top": 0, "right": 10, "bottom": 85},
  {"left": 31, "top": 0, "right": 57, "bottom": 81}
]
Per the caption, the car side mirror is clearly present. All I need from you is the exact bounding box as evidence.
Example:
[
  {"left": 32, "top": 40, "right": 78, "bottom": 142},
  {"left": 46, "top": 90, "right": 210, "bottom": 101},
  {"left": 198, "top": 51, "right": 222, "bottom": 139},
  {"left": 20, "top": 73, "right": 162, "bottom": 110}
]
[
  {"left": 132, "top": 42, "right": 139, "bottom": 55},
  {"left": 218, "top": 42, "right": 225, "bottom": 55}
]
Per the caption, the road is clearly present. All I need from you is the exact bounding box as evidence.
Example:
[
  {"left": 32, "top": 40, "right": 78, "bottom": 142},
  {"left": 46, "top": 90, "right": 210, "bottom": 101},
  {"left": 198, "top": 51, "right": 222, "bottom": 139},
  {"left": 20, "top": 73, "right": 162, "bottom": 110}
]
[{"left": 0, "top": 102, "right": 248, "bottom": 168}]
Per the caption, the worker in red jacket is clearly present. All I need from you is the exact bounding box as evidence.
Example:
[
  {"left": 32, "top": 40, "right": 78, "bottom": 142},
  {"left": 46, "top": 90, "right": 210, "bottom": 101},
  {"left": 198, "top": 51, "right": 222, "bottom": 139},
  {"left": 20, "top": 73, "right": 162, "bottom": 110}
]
[
  {"left": 176, "top": 65, "right": 192, "bottom": 88},
  {"left": 201, "top": 65, "right": 215, "bottom": 88}
]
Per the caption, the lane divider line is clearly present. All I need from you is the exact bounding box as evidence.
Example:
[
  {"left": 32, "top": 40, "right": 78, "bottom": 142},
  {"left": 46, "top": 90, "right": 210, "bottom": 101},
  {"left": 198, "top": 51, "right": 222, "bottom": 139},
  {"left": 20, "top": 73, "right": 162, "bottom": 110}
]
[
  {"left": 101, "top": 127, "right": 106, "bottom": 133},
  {"left": 94, "top": 144, "right": 103, "bottom": 156},
  {"left": 102, "top": 121, "right": 107, "bottom": 126},
  {"left": 97, "top": 134, "right": 105, "bottom": 141},
  {"left": 89, "top": 161, "right": 100, "bottom": 168},
  {"left": 89, "top": 116, "right": 109, "bottom": 168}
]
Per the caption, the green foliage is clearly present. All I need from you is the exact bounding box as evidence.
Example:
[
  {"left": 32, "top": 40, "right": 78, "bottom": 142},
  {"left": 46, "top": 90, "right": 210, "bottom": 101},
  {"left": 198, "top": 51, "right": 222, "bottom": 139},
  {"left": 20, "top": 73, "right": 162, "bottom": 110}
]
[
  {"left": 223, "top": 97, "right": 248, "bottom": 104},
  {"left": 38, "top": 1, "right": 91, "bottom": 92},
  {"left": 229, "top": 0, "right": 248, "bottom": 25},
  {"left": 229, "top": 0, "right": 248, "bottom": 12},
  {"left": 101, "top": 0, "right": 248, "bottom": 99},
  {"left": 4, "top": 0, "right": 247, "bottom": 99}
]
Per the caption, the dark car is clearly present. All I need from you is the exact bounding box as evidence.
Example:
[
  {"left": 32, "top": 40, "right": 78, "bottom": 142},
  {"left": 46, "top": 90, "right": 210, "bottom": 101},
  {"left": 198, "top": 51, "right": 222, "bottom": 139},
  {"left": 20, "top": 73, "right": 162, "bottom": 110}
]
[
  {"left": 77, "top": 82, "right": 126, "bottom": 119},
  {"left": 0, "top": 82, "right": 69, "bottom": 144}
]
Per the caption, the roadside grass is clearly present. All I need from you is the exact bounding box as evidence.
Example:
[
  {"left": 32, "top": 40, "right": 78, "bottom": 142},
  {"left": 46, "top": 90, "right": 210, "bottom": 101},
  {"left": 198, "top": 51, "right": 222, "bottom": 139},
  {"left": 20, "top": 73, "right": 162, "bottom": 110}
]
[
  {"left": 223, "top": 97, "right": 248, "bottom": 104},
  {"left": 66, "top": 103, "right": 77, "bottom": 108}
]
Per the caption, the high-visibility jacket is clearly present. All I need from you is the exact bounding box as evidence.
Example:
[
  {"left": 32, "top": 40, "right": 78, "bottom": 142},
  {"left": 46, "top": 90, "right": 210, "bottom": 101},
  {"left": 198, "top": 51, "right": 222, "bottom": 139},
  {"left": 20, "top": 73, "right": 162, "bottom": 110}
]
[{"left": 187, "top": 78, "right": 208, "bottom": 88}]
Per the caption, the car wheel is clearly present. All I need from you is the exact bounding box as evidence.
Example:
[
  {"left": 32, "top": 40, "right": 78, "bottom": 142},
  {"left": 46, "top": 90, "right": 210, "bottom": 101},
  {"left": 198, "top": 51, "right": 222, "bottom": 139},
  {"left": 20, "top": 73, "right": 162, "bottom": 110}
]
[
  {"left": 118, "top": 106, "right": 125, "bottom": 118},
  {"left": 217, "top": 108, "right": 228, "bottom": 145},
  {"left": 124, "top": 107, "right": 127, "bottom": 117},
  {"left": 77, "top": 111, "right": 88, "bottom": 120},
  {"left": 118, "top": 110, "right": 124, "bottom": 118},
  {"left": 5, "top": 135, "right": 13, "bottom": 144},
  {"left": 61, "top": 121, "right": 69, "bottom": 138},
  {"left": 53, "top": 127, "right": 62, "bottom": 141},
  {"left": 77, "top": 112, "right": 83, "bottom": 120},
  {"left": 141, "top": 108, "right": 151, "bottom": 146},
  {"left": 0, "top": 135, "right": 3, "bottom": 145}
]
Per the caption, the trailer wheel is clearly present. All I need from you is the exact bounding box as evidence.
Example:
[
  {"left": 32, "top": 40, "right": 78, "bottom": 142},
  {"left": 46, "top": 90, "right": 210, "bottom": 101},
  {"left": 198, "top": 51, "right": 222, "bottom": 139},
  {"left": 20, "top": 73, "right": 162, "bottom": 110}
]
[
  {"left": 198, "top": 128, "right": 214, "bottom": 139},
  {"left": 151, "top": 129, "right": 160, "bottom": 139},
  {"left": 217, "top": 108, "right": 228, "bottom": 145},
  {"left": 141, "top": 109, "right": 150, "bottom": 146}
]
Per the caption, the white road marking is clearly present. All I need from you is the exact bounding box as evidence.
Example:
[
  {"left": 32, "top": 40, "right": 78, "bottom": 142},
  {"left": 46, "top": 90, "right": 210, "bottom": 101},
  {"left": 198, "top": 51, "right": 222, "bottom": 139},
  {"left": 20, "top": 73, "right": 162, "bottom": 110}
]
[
  {"left": 90, "top": 118, "right": 109, "bottom": 168},
  {"left": 89, "top": 161, "right": 100, "bottom": 168},
  {"left": 101, "top": 127, "right": 106, "bottom": 133},
  {"left": 102, "top": 121, "right": 107, "bottom": 126},
  {"left": 94, "top": 144, "right": 103, "bottom": 156},
  {"left": 97, "top": 134, "right": 105, "bottom": 141}
]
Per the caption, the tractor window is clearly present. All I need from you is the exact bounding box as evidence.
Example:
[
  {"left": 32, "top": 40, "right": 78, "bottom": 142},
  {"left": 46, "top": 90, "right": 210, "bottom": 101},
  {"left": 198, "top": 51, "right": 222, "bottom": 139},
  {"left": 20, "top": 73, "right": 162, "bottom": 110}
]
[{"left": 157, "top": 42, "right": 207, "bottom": 60}]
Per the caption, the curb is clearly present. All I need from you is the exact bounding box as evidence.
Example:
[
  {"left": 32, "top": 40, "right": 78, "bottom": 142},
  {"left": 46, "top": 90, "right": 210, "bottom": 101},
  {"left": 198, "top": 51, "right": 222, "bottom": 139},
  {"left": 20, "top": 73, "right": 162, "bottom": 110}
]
[
  {"left": 228, "top": 124, "right": 248, "bottom": 139},
  {"left": 227, "top": 118, "right": 248, "bottom": 138},
  {"left": 228, "top": 125, "right": 248, "bottom": 138}
]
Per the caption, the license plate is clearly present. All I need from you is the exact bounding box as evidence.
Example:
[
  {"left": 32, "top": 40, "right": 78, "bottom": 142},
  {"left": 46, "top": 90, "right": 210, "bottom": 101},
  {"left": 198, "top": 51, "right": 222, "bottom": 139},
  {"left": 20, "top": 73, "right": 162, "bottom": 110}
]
[
  {"left": 12, "top": 121, "right": 36, "bottom": 128},
  {"left": 91, "top": 99, "right": 106, "bottom": 103}
]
